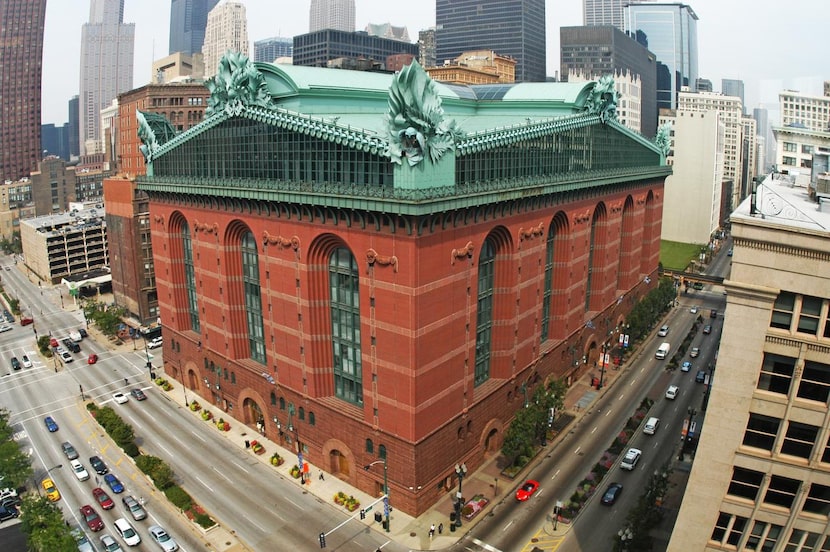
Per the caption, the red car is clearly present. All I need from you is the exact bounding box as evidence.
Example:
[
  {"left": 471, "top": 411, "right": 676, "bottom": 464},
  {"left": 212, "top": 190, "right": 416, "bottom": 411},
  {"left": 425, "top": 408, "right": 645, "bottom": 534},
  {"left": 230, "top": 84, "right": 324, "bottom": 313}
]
[
  {"left": 515, "top": 479, "right": 540, "bottom": 501},
  {"left": 20, "top": 317, "right": 34, "bottom": 326},
  {"left": 87, "top": 354, "right": 98, "bottom": 365},
  {"left": 80, "top": 504, "right": 104, "bottom": 531},
  {"left": 92, "top": 487, "right": 114, "bottom": 510},
  {"left": 50, "top": 337, "right": 59, "bottom": 348}
]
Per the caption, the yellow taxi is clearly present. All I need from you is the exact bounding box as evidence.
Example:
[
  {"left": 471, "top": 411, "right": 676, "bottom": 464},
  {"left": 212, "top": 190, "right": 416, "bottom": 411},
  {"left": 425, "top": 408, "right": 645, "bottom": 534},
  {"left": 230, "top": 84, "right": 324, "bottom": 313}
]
[{"left": 42, "top": 478, "right": 61, "bottom": 501}]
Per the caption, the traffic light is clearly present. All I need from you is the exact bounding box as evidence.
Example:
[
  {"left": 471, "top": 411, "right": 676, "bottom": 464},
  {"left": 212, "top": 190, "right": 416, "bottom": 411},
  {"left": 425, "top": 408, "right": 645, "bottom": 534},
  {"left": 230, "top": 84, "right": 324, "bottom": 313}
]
[
  {"left": 319, "top": 532, "right": 326, "bottom": 549},
  {"left": 359, "top": 509, "right": 365, "bottom": 520}
]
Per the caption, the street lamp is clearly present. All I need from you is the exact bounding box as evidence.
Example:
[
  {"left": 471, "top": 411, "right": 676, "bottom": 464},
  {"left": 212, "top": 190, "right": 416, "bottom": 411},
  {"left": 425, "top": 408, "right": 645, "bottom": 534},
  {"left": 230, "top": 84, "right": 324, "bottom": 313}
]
[
  {"left": 364, "top": 459, "right": 389, "bottom": 532},
  {"left": 288, "top": 404, "right": 303, "bottom": 483},
  {"left": 453, "top": 463, "right": 468, "bottom": 528},
  {"left": 598, "top": 341, "right": 607, "bottom": 389}
]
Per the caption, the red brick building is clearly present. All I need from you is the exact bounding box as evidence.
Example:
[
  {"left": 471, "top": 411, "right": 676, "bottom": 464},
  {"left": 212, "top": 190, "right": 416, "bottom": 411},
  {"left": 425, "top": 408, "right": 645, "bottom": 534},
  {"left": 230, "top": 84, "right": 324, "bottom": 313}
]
[{"left": 136, "top": 58, "right": 669, "bottom": 516}]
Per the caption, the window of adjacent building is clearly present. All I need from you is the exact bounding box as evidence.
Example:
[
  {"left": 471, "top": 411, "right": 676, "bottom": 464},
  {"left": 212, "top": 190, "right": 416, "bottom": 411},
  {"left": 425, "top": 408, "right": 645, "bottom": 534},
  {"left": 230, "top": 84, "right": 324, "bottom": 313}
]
[
  {"left": 770, "top": 292, "right": 796, "bottom": 330},
  {"left": 757, "top": 354, "right": 795, "bottom": 395},
  {"left": 727, "top": 466, "right": 764, "bottom": 501},
  {"left": 797, "top": 361, "right": 830, "bottom": 403},
  {"left": 803, "top": 483, "right": 830, "bottom": 516},
  {"left": 330, "top": 247, "right": 363, "bottom": 405},
  {"left": 474, "top": 237, "right": 495, "bottom": 387},
  {"left": 784, "top": 142, "right": 798, "bottom": 152},
  {"left": 797, "top": 295, "right": 823, "bottom": 335},
  {"left": 764, "top": 475, "right": 801, "bottom": 508},
  {"left": 743, "top": 413, "right": 779, "bottom": 451},
  {"left": 241, "top": 231, "right": 267, "bottom": 365},
  {"left": 378, "top": 444, "right": 386, "bottom": 460},
  {"left": 365, "top": 439, "right": 373, "bottom": 454},
  {"left": 182, "top": 221, "right": 200, "bottom": 332},
  {"left": 745, "top": 522, "right": 782, "bottom": 552},
  {"left": 781, "top": 421, "right": 819, "bottom": 459},
  {"left": 784, "top": 529, "right": 821, "bottom": 552},
  {"left": 783, "top": 156, "right": 796, "bottom": 166}
]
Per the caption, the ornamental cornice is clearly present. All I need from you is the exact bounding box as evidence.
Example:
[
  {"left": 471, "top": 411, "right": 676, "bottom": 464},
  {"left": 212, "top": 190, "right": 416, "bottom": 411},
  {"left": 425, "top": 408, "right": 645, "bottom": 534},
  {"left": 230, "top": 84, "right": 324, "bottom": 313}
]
[
  {"left": 734, "top": 238, "right": 830, "bottom": 263},
  {"left": 457, "top": 114, "right": 598, "bottom": 156},
  {"left": 262, "top": 232, "right": 300, "bottom": 251}
]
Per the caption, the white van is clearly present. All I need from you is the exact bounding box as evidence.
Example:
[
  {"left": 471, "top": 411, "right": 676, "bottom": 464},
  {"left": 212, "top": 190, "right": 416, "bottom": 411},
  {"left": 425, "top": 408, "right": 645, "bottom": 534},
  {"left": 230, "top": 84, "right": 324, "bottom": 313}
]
[
  {"left": 655, "top": 342, "right": 671, "bottom": 359},
  {"left": 643, "top": 417, "right": 660, "bottom": 435}
]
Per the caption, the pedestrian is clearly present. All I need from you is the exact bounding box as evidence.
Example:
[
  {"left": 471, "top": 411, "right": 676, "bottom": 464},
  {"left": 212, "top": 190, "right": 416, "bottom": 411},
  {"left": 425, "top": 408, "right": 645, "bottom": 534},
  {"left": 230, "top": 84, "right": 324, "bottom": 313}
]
[
  {"left": 319, "top": 471, "right": 324, "bottom": 481},
  {"left": 438, "top": 522, "right": 443, "bottom": 534},
  {"left": 244, "top": 440, "right": 250, "bottom": 449},
  {"left": 124, "top": 378, "right": 128, "bottom": 385},
  {"left": 429, "top": 523, "right": 435, "bottom": 538}
]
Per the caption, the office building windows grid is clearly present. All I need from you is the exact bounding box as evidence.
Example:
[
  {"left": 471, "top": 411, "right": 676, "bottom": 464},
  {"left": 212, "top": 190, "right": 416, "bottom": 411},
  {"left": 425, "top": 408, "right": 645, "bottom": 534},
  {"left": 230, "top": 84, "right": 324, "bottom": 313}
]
[
  {"left": 742, "top": 413, "right": 780, "bottom": 452},
  {"left": 757, "top": 353, "right": 794, "bottom": 395}
]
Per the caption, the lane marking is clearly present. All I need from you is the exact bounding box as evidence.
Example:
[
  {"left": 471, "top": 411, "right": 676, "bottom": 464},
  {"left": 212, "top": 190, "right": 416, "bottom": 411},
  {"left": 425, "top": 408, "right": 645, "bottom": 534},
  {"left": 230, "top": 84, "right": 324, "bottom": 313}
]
[
  {"left": 502, "top": 520, "right": 514, "bottom": 532},
  {"left": 471, "top": 537, "right": 503, "bottom": 552},
  {"left": 573, "top": 446, "right": 581, "bottom": 455},
  {"left": 550, "top": 469, "right": 560, "bottom": 481},
  {"left": 195, "top": 476, "right": 213, "bottom": 492},
  {"left": 212, "top": 466, "right": 232, "bottom": 483},
  {"left": 191, "top": 431, "right": 206, "bottom": 443},
  {"left": 231, "top": 460, "right": 249, "bottom": 473},
  {"left": 591, "top": 426, "right": 597, "bottom": 435}
]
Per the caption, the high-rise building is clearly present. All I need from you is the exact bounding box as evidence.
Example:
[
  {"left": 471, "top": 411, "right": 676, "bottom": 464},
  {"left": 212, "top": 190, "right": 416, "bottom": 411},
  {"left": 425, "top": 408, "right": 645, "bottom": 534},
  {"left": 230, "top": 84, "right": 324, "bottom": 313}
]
[
  {"left": 584, "top": 0, "right": 627, "bottom": 28},
  {"left": 41, "top": 124, "right": 71, "bottom": 161},
  {"left": 365, "top": 23, "right": 410, "bottom": 43},
  {"left": 309, "top": 0, "right": 355, "bottom": 33},
  {"left": 418, "top": 28, "right": 437, "bottom": 69},
  {"left": 436, "top": 0, "right": 546, "bottom": 83},
  {"left": 0, "top": 0, "right": 47, "bottom": 182},
  {"left": 722, "top": 78, "right": 745, "bottom": 113},
  {"left": 253, "top": 37, "right": 293, "bottom": 63},
  {"left": 68, "top": 96, "right": 80, "bottom": 159},
  {"left": 753, "top": 106, "right": 774, "bottom": 172},
  {"left": 560, "top": 25, "right": 658, "bottom": 136},
  {"left": 292, "top": 30, "right": 418, "bottom": 70},
  {"left": 696, "top": 77, "right": 713, "bottom": 92},
  {"left": 773, "top": 88, "right": 830, "bottom": 187},
  {"left": 79, "top": 0, "right": 135, "bottom": 157},
  {"left": 668, "top": 173, "right": 830, "bottom": 552},
  {"left": 202, "top": 1, "right": 248, "bottom": 79},
  {"left": 625, "top": 2, "right": 698, "bottom": 113},
  {"left": 169, "top": 0, "right": 219, "bottom": 56}
]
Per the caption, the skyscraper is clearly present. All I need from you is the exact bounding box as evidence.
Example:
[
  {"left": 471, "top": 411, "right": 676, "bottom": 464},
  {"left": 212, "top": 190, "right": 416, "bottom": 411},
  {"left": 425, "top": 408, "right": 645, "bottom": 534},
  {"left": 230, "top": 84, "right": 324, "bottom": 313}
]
[
  {"left": 625, "top": 2, "right": 698, "bottom": 113},
  {"left": 202, "top": 1, "right": 248, "bottom": 78},
  {"left": 584, "top": 0, "right": 627, "bottom": 28},
  {"left": 169, "top": 0, "right": 219, "bottom": 56},
  {"left": 722, "top": 78, "right": 746, "bottom": 113},
  {"left": 309, "top": 0, "right": 355, "bottom": 33},
  {"left": 0, "top": 0, "right": 47, "bottom": 181},
  {"left": 436, "top": 0, "right": 546, "bottom": 83},
  {"left": 68, "top": 96, "right": 80, "bottom": 159},
  {"left": 253, "top": 37, "right": 293, "bottom": 63},
  {"left": 79, "top": 0, "right": 135, "bottom": 156}
]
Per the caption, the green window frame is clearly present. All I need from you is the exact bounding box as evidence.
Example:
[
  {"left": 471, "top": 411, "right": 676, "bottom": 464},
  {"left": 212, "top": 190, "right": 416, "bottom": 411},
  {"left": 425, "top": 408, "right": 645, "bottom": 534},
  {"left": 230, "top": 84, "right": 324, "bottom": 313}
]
[
  {"left": 241, "top": 231, "right": 266, "bottom": 364},
  {"left": 330, "top": 248, "right": 363, "bottom": 405},
  {"left": 182, "top": 222, "right": 200, "bottom": 332},
  {"left": 475, "top": 238, "right": 495, "bottom": 386}
]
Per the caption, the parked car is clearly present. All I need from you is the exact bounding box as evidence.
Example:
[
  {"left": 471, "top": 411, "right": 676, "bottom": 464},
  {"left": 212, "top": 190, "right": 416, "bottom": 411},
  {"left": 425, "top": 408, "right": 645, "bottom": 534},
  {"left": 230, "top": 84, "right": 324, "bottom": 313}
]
[
  {"left": 3, "top": 309, "right": 14, "bottom": 323},
  {"left": 727, "top": 248, "right": 733, "bottom": 256},
  {"left": 79, "top": 328, "right": 88, "bottom": 338},
  {"left": 148, "top": 525, "right": 179, "bottom": 551},
  {"left": 0, "top": 502, "right": 19, "bottom": 522},
  {"left": 62, "top": 338, "right": 81, "bottom": 353},
  {"left": 49, "top": 337, "right": 59, "bottom": 348},
  {"left": 89, "top": 456, "right": 109, "bottom": 475},
  {"left": 121, "top": 495, "right": 146, "bottom": 521},
  {"left": 10, "top": 357, "right": 20, "bottom": 370},
  {"left": 42, "top": 478, "right": 61, "bottom": 501},
  {"left": 71, "top": 528, "right": 95, "bottom": 552},
  {"left": 0, "top": 488, "right": 20, "bottom": 506},
  {"left": 689, "top": 305, "right": 699, "bottom": 314},
  {"left": 61, "top": 441, "right": 79, "bottom": 460},
  {"left": 59, "top": 350, "right": 74, "bottom": 363},
  {"left": 130, "top": 388, "right": 147, "bottom": 401},
  {"left": 70, "top": 330, "right": 83, "bottom": 342},
  {"left": 19, "top": 316, "right": 34, "bottom": 326},
  {"left": 71, "top": 459, "right": 90, "bottom": 481},
  {"left": 105, "top": 473, "right": 124, "bottom": 494},
  {"left": 696, "top": 370, "right": 707, "bottom": 383},
  {"left": 113, "top": 517, "right": 141, "bottom": 546},
  {"left": 620, "top": 448, "right": 642, "bottom": 470},
  {"left": 515, "top": 479, "right": 540, "bottom": 501},
  {"left": 710, "top": 309, "right": 718, "bottom": 318},
  {"left": 147, "top": 336, "right": 163, "bottom": 349},
  {"left": 80, "top": 504, "right": 104, "bottom": 532},
  {"left": 100, "top": 534, "right": 123, "bottom": 552},
  {"left": 692, "top": 281, "right": 704, "bottom": 290},
  {"left": 0, "top": 324, "right": 13, "bottom": 333},
  {"left": 601, "top": 482, "right": 623, "bottom": 505},
  {"left": 44, "top": 416, "right": 59, "bottom": 432},
  {"left": 92, "top": 487, "right": 114, "bottom": 510},
  {"left": 21, "top": 355, "right": 32, "bottom": 368}
]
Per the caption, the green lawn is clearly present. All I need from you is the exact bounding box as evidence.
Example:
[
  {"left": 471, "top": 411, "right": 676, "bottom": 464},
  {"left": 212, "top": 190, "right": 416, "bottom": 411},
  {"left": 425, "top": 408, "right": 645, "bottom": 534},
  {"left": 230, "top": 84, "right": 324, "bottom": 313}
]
[{"left": 660, "top": 240, "right": 705, "bottom": 272}]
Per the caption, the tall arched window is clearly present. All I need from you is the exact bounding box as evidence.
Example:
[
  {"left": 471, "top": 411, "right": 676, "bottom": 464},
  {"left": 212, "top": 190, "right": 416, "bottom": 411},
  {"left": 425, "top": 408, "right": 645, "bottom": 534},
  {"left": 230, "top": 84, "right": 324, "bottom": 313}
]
[
  {"left": 242, "top": 231, "right": 266, "bottom": 364},
  {"left": 585, "top": 214, "right": 598, "bottom": 310},
  {"left": 475, "top": 238, "right": 495, "bottom": 386},
  {"left": 330, "top": 247, "right": 363, "bottom": 405},
  {"left": 182, "top": 221, "right": 200, "bottom": 332},
  {"left": 541, "top": 224, "right": 555, "bottom": 341}
]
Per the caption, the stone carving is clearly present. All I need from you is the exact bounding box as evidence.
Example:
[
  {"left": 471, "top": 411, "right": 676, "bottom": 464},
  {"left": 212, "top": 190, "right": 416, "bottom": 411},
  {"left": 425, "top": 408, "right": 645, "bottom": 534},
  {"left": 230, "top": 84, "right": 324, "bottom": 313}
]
[
  {"left": 609, "top": 202, "right": 623, "bottom": 214},
  {"left": 206, "top": 52, "right": 273, "bottom": 117},
  {"left": 153, "top": 215, "right": 165, "bottom": 226},
  {"left": 519, "top": 223, "right": 545, "bottom": 241},
  {"left": 451, "top": 241, "right": 475, "bottom": 264},
  {"left": 584, "top": 75, "right": 619, "bottom": 123},
  {"left": 262, "top": 232, "right": 300, "bottom": 251},
  {"left": 193, "top": 220, "right": 218, "bottom": 235},
  {"left": 385, "top": 60, "right": 463, "bottom": 166},
  {"left": 572, "top": 209, "right": 592, "bottom": 225},
  {"left": 137, "top": 110, "right": 159, "bottom": 162},
  {"left": 366, "top": 249, "right": 399, "bottom": 272},
  {"left": 654, "top": 122, "right": 672, "bottom": 157}
]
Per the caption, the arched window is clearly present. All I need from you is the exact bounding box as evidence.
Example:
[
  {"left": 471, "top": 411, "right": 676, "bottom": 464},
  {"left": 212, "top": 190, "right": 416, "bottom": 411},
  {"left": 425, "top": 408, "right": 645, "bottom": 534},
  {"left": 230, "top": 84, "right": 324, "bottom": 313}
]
[
  {"left": 299, "top": 407, "right": 305, "bottom": 421},
  {"left": 270, "top": 392, "right": 277, "bottom": 406},
  {"left": 474, "top": 238, "right": 495, "bottom": 386},
  {"left": 309, "top": 412, "right": 315, "bottom": 426},
  {"left": 366, "top": 439, "right": 374, "bottom": 454},
  {"left": 230, "top": 372, "right": 236, "bottom": 384},
  {"left": 279, "top": 397, "right": 285, "bottom": 411},
  {"left": 241, "top": 231, "right": 266, "bottom": 364},
  {"left": 182, "top": 221, "right": 200, "bottom": 332},
  {"left": 541, "top": 223, "right": 555, "bottom": 341},
  {"left": 329, "top": 247, "right": 363, "bottom": 405},
  {"left": 378, "top": 444, "right": 387, "bottom": 460}
]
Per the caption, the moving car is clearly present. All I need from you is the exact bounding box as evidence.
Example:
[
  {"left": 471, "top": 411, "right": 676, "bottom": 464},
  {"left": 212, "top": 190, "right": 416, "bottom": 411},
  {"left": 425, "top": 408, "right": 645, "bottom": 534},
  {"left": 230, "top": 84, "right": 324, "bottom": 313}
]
[
  {"left": 21, "top": 355, "right": 32, "bottom": 368},
  {"left": 92, "top": 487, "right": 114, "bottom": 510},
  {"left": 71, "top": 528, "right": 94, "bottom": 552},
  {"left": 62, "top": 441, "right": 79, "bottom": 460},
  {"left": 696, "top": 370, "right": 707, "bottom": 383},
  {"left": 690, "top": 347, "right": 700, "bottom": 358},
  {"left": 88, "top": 354, "right": 98, "bottom": 364},
  {"left": 59, "top": 350, "right": 74, "bottom": 363},
  {"left": 657, "top": 325, "right": 670, "bottom": 337},
  {"left": 122, "top": 495, "right": 147, "bottom": 521},
  {"left": 44, "top": 416, "right": 59, "bottom": 432},
  {"left": 62, "top": 338, "right": 81, "bottom": 353},
  {"left": 515, "top": 479, "right": 539, "bottom": 501},
  {"left": 692, "top": 282, "right": 704, "bottom": 290},
  {"left": 10, "top": 357, "right": 20, "bottom": 370},
  {"left": 89, "top": 456, "right": 109, "bottom": 475},
  {"left": 148, "top": 525, "right": 179, "bottom": 551},
  {"left": 727, "top": 248, "right": 733, "bottom": 256},
  {"left": 100, "top": 534, "right": 123, "bottom": 552},
  {"left": 690, "top": 305, "right": 699, "bottom": 314},
  {"left": 710, "top": 309, "right": 718, "bottom": 318},
  {"left": 19, "top": 316, "right": 34, "bottom": 326},
  {"left": 42, "top": 478, "right": 61, "bottom": 501},
  {"left": 71, "top": 459, "right": 90, "bottom": 481},
  {"left": 105, "top": 473, "right": 124, "bottom": 494},
  {"left": 130, "top": 388, "right": 147, "bottom": 401},
  {"left": 600, "top": 482, "right": 623, "bottom": 505},
  {"left": 70, "top": 330, "right": 83, "bottom": 342},
  {"left": 0, "top": 324, "right": 13, "bottom": 333},
  {"left": 702, "top": 324, "right": 712, "bottom": 335},
  {"left": 113, "top": 392, "right": 128, "bottom": 404},
  {"left": 147, "top": 336, "right": 163, "bottom": 349},
  {"left": 681, "top": 361, "right": 692, "bottom": 372},
  {"left": 113, "top": 517, "right": 141, "bottom": 546},
  {"left": 80, "top": 504, "right": 104, "bottom": 532},
  {"left": 643, "top": 417, "right": 660, "bottom": 435},
  {"left": 620, "top": 448, "right": 642, "bottom": 470}
]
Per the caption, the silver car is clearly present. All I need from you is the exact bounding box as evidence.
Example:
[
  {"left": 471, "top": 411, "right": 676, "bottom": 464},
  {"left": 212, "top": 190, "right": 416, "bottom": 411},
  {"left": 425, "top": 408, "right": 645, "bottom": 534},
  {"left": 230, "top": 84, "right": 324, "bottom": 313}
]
[
  {"left": 121, "top": 495, "right": 146, "bottom": 521},
  {"left": 148, "top": 525, "right": 179, "bottom": 551}
]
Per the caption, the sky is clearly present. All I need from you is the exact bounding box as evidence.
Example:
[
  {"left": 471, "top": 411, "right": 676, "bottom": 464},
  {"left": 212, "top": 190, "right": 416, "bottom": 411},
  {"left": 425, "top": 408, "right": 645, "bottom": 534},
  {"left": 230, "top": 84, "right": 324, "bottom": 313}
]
[{"left": 41, "top": 0, "right": 830, "bottom": 125}]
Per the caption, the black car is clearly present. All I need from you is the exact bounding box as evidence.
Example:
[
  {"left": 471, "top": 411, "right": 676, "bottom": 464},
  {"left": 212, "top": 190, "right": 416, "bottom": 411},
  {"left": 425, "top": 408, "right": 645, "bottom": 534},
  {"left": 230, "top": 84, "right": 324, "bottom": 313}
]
[
  {"left": 601, "top": 482, "right": 623, "bottom": 505},
  {"left": 702, "top": 324, "right": 712, "bottom": 334},
  {"left": 89, "top": 456, "right": 108, "bottom": 475},
  {"left": 78, "top": 328, "right": 88, "bottom": 338},
  {"left": 130, "top": 389, "right": 147, "bottom": 401},
  {"left": 62, "top": 338, "right": 81, "bottom": 353},
  {"left": 0, "top": 503, "right": 19, "bottom": 522},
  {"left": 2, "top": 309, "right": 13, "bottom": 323},
  {"left": 695, "top": 370, "right": 707, "bottom": 383},
  {"left": 10, "top": 357, "right": 20, "bottom": 371}
]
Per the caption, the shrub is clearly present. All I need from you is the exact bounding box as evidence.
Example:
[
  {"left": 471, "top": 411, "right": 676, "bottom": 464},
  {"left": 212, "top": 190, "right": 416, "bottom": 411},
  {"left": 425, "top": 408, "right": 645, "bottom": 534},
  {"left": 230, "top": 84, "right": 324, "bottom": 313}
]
[
  {"left": 194, "top": 512, "right": 215, "bottom": 528},
  {"left": 122, "top": 442, "right": 140, "bottom": 458},
  {"left": 164, "top": 485, "right": 193, "bottom": 511}
]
